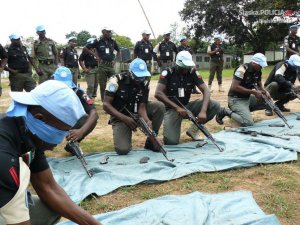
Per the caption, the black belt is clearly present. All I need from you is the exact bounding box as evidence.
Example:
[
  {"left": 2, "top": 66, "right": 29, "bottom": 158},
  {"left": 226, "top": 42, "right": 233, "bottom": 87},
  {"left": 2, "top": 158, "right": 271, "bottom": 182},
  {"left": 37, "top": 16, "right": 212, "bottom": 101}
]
[
  {"left": 66, "top": 65, "right": 79, "bottom": 69},
  {"left": 39, "top": 59, "right": 54, "bottom": 65}
]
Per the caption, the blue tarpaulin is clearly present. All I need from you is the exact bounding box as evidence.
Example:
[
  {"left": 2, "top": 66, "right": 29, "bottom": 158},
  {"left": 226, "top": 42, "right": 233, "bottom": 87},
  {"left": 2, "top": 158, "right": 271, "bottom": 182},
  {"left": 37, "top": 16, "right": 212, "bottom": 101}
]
[
  {"left": 49, "top": 115, "right": 299, "bottom": 203},
  {"left": 58, "top": 191, "right": 281, "bottom": 225}
]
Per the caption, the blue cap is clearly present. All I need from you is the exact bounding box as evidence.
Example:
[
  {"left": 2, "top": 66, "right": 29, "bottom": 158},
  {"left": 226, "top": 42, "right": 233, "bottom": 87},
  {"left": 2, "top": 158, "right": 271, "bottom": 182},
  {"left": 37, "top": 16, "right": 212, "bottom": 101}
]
[
  {"left": 86, "top": 37, "right": 96, "bottom": 44},
  {"left": 36, "top": 25, "right": 45, "bottom": 32},
  {"left": 9, "top": 33, "right": 21, "bottom": 40},
  {"left": 53, "top": 66, "right": 76, "bottom": 88},
  {"left": 129, "top": 58, "right": 151, "bottom": 77},
  {"left": 9, "top": 80, "right": 86, "bottom": 127},
  {"left": 290, "top": 24, "right": 299, "bottom": 30},
  {"left": 252, "top": 53, "right": 268, "bottom": 68},
  {"left": 288, "top": 54, "right": 300, "bottom": 67},
  {"left": 179, "top": 36, "right": 187, "bottom": 42}
]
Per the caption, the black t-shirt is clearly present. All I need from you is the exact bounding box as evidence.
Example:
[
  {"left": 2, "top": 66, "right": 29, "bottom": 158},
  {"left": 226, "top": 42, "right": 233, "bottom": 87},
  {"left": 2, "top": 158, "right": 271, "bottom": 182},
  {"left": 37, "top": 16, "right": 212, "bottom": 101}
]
[
  {"left": 228, "top": 63, "right": 262, "bottom": 98},
  {"left": 89, "top": 38, "right": 119, "bottom": 62},
  {"left": 105, "top": 72, "right": 149, "bottom": 115},
  {"left": 7, "top": 45, "right": 30, "bottom": 72},
  {"left": 158, "top": 67, "right": 204, "bottom": 106},
  {"left": 79, "top": 49, "right": 98, "bottom": 68},
  {"left": 134, "top": 40, "right": 154, "bottom": 61},
  {"left": 0, "top": 117, "right": 49, "bottom": 173},
  {"left": 158, "top": 41, "right": 178, "bottom": 60},
  {"left": 60, "top": 47, "right": 79, "bottom": 68},
  {"left": 0, "top": 44, "right": 7, "bottom": 59}
]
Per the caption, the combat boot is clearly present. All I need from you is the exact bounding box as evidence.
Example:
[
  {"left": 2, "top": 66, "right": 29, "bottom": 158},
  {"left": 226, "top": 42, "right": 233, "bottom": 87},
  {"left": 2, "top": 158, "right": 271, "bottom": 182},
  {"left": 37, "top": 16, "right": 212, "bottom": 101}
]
[
  {"left": 218, "top": 84, "right": 224, "bottom": 92},
  {"left": 215, "top": 107, "right": 232, "bottom": 125},
  {"left": 186, "top": 124, "right": 203, "bottom": 141}
]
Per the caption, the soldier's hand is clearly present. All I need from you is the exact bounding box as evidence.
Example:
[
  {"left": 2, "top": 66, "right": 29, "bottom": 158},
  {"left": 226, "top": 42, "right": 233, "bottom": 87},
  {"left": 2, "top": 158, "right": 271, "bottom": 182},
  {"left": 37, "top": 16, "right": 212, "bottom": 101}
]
[
  {"left": 176, "top": 107, "right": 188, "bottom": 118},
  {"left": 66, "top": 129, "right": 84, "bottom": 142},
  {"left": 197, "top": 111, "right": 207, "bottom": 124},
  {"left": 37, "top": 69, "right": 44, "bottom": 76},
  {"left": 146, "top": 120, "right": 153, "bottom": 130},
  {"left": 254, "top": 90, "right": 263, "bottom": 101},
  {"left": 83, "top": 68, "right": 89, "bottom": 73},
  {"left": 123, "top": 116, "right": 138, "bottom": 131}
]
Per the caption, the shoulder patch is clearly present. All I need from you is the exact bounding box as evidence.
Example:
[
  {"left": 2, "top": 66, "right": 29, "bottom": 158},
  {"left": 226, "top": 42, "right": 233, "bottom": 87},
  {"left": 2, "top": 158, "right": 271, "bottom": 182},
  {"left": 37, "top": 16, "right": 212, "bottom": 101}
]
[
  {"left": 105, "top": 76, "right": 119, "bottom": 93},
  {"left": 160, "top": 70, "right": 168, "bottom": 78},
  {"left": 195, "top": 70, "right": 202, "bottom": 79},
  {"left": 234, "top": 65, "right": 246, "bottom": 79}
]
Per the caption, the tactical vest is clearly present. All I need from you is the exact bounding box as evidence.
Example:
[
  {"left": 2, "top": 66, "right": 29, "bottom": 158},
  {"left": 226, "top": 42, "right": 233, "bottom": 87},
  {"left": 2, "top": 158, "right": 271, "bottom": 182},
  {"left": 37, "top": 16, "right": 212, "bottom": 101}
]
[
  {"left": 159, "top": 41, "right": 175, "bottom": 60},
  {"left": 63, "top": 47, "right": 78, "bottom": 68},
  {"left": 285, "top": 35, "right": 300, "bottom": 59},
  {"left": 210, "top": 43, "right": 223, "bottom": 62},
  {"left": 135, "top": 40, "right": 153, "bottom": 61}
]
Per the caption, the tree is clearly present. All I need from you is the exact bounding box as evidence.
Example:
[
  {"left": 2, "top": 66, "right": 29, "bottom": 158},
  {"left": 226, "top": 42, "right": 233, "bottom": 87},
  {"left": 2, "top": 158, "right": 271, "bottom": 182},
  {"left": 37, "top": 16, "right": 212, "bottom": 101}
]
[
  {"left": 114, "top": 34, "right": 134, "bottom": 48},
  {"left": 65, "top": 30, "right": 94, "bottom": 46},
  {"left": 65, "top": 31, "right": 78, "bottom": 40},
  {"left": 180, "top": 0, "right": 298, "bottom": 53}
]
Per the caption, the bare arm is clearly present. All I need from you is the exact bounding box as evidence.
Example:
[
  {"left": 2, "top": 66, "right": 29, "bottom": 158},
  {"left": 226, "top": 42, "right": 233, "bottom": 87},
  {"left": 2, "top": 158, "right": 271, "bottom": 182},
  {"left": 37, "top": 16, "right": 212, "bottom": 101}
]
[
  {"left": 196, "top": 83, "right": 210, "bottom": 116},
  {"left": 31, "top": 169, "right": 102, "bottom": 225},
  {"left": 231, "top": 79, "right": 262, "bottom": 99},
  {"left": 138, "top": 103, "right": 151, "bottom": 124},
  {"left": 155, "top": 83, "right": 180, "bottom": 110},
  {"left": 83, "top": 47, "right": 100, "bottom": 61}
]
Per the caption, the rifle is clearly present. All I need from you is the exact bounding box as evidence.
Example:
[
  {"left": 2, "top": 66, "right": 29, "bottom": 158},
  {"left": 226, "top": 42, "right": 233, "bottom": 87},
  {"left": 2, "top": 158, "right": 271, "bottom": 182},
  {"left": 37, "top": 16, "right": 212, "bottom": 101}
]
[
  {"left": 123, "top": 107, "right": 174, "bottom": 162},
  {"left": 290, "top": 89, "right": 300, "bottom": 100},
  {"left": 225, "top": 127, "right": 290, "bottom": 140},
  {"left": 67, "top": 141, "right": 93, "bottom": 178},
  {"left": 254, "top": 85, "right": 292, "bottom": 129},
  {"left": 172, "top": 96, "right": 224, "bottom": 152},
  {"left": 284, "top": 133, "right": 300, "bottom": 137}
]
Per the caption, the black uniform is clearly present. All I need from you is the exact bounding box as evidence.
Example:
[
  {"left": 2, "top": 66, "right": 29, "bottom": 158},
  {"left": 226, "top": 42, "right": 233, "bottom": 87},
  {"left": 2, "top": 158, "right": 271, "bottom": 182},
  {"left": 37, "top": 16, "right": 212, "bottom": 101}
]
[
  {"left": 284, "top": 34, "right": 300, "bottom": 59},
  {"left": 105, "top": 72, "right": 149, "bottom": 115},
  {"left": 158, "top": 41, "right": 177, "bottom": 61},
  {"left": 89, "top": 38, "right": 120, "bottom": 63},
  {"left": 0, "top": 44, "right": 7, "bottom": 60},
  {"left": 177, "top": 45, "right": 193, "bottom": 54},
  {"left": 209, "top": 43, "right": 224, "bottom": 62},
  {"left": 264, "top": 61, "right": 298, "bottom": 91},
  {"left": 134, "top": 40, "right": 155, "bottom": 62},
  {"left": 0, "top": 117, "right": 49, "bottom": 207},
  {"left": 7, "top": 45, "right": 30, "bottom": 73},
  {"left": 228, "top": 63, "right": 262, "bottom": 99},
  {"left": 79, "top": 50, "right": 98, "bottom": 69},
  {"left": 60, "top": 47, "right": 79, "bottom": 69},
  {"left": 158, "top": 67, "right": 204, "bottom": 106}
]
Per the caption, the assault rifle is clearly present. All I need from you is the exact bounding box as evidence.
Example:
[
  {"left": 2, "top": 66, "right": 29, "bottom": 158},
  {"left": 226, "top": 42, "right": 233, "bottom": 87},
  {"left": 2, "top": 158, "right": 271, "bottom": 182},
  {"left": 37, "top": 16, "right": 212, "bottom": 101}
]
[
  {"left": 172, "top": 96, "right": 224, "bottom": 152},
  {"left": 254, "top": 85, "right": 292, "bottom": 129},
  {"left": 67, "top": 141, "right": 93, "bottom": 178},
  {"left": 124, "top": 107, "right": 174, "bottom": 162},
  {"left": 290, "top": 89, "right": 300, "bottom": 100},
  {"left": 225, "top": 127, "right": 290, "bottom": 140}
]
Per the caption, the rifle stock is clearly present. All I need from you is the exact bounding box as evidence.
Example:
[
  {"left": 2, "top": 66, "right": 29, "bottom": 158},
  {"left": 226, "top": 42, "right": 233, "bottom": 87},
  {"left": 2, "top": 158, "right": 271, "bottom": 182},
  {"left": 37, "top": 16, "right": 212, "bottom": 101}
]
[
  {"left": 124, "top": 107, "right": 174, "bottom": 162},
  {"left": 172, "top": 96, "right": 224, "bottom": 152}
]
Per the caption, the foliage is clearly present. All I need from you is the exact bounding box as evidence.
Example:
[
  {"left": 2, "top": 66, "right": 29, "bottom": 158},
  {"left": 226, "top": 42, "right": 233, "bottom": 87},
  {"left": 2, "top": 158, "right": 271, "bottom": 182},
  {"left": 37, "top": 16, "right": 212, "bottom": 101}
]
[
  {"left": 113, "top": 34, "right": 134, "bottom": 48},
  {"left": 180, "top": 0, "right": 299, "bottom": 53}
]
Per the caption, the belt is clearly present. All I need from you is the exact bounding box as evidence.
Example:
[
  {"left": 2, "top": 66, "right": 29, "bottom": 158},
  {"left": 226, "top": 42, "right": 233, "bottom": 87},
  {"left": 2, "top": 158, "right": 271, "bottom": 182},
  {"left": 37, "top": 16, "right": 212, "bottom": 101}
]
[
  {"left": 100, "top": 60, "right": 113, "bottom": 66},
  {"left": 39, "top": 59, "right": 54, "bottom": 65},
  {"left": 66, "top": 65, "right": 79, "bottom": 69},
  {"left": 161, "top": 60, "right": 172, "bottom": 63}
]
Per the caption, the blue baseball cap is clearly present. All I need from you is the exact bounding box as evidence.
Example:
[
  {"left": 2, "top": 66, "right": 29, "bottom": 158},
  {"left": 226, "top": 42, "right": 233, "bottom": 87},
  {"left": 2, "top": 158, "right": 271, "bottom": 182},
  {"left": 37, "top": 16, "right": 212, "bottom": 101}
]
[
  {"left": 36, "top": 25, "right": 45, "bottom": 32},
  {"left": 53, "top": 66, "right": 76, "bottom": 88},
  {"left": 290, "top": 24, "right": 299, "bottom": 30},
  {"left": 252, "top": 53, "right": 268, "bottom": 68},
  {"left": 129, "top": 58, "right": 151, "bottom": 77},
  {"left": 9, "top": 80, "right": 86, "bottom": 127},
  {"left": 288, "top": 54, "right": 300, "bottom": 67},
  {"left": 9, "top": 33, "right": 21, "bottom": 40}
]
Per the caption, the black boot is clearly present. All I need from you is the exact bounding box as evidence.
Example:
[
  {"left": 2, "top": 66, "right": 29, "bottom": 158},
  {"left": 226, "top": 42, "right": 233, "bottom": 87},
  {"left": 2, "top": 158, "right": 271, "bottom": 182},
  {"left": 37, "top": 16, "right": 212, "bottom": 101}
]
[
  {"left": 275, "top": 101, "right": 290, "bottom": 112},
  {"left": 216, "top": 107, "right": 232, "bottom": 125}
]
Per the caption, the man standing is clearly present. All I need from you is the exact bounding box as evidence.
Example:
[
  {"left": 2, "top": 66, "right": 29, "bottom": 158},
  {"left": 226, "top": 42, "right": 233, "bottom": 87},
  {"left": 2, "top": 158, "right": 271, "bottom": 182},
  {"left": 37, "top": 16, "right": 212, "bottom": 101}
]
[
  {"left": 264, "top": 54, "right": 300, "bottom": 115},
  {"left": 154, "top": 32, "right": 177, "bottom": 71},
  {"left": 284, "top": 24, "right": 300, "bottom": 59},
  {"left": 79, "top": 38, "right": 99, "bottom": 99},
  {"left": 134, "top": 30, "right": 156, "bottom": 73},
  {"left": 216, "top": 53, "right": 268, "bottom": 126},
  {"left": 0, "top": 44, "right": 8, "bottom": 96},
  {"left": 83, "top": 27, "right": 120, "bottom": 101},
  {"left": 103, "top": 58, "right": 165, "bottom": 155},
  {"left": 207, "top": 34, "right": 224, "bottom": 92},
  {"left": 32, "top": 25, "right": 58, "bottom": 84},
  {"left": 6, "top": 33, "right": 36, "bottom": 92},
  {"left": 0, "top": 80, "right": 102, "bottom": 225},
  {"left": 60, "top": 37, "right": 79, "bottom": 85},
  {"left": 177, "top": 36, "right": 192, "bottom": 53},
  {"left": 155, "top": 51, "right": 220, "bottom": 145}
]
